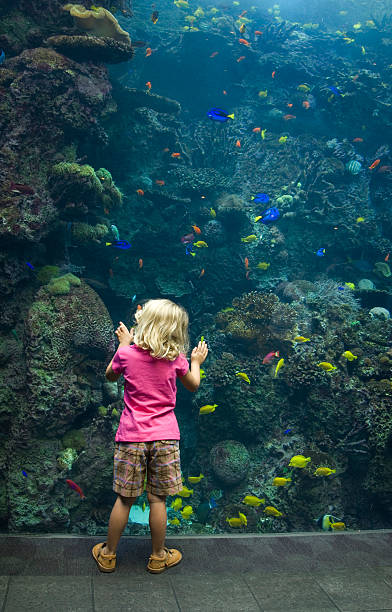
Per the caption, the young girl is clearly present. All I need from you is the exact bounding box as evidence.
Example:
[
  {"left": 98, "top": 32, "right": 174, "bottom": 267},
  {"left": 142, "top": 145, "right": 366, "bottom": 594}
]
[{"left": 92, "top": 298, "right": 208, "bottom": 574}]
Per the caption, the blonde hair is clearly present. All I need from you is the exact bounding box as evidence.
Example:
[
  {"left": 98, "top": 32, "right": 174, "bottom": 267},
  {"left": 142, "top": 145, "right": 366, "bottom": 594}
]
[{"left": 133, "top": 299, "right": 189, "bottom": 360}]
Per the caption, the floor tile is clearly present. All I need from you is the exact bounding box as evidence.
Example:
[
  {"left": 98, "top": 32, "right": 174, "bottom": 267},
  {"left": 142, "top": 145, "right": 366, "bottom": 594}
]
[
  {"left": 170, "top": 574, "right": 261, "bottom": 611},
  {"left": 94, "top": 573, "right": 179, "bottom": 611},
  {"left": 4, "top": 576, "right": 93, "bottom": 611},
  {"left": 0, "top": 576, "right": 9, "bottom": 609}
]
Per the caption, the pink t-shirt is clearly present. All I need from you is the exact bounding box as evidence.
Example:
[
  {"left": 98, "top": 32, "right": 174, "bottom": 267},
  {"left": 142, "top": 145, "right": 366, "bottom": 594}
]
[{"left": 111, "top": 344, "right": 189, "bottom": 442}]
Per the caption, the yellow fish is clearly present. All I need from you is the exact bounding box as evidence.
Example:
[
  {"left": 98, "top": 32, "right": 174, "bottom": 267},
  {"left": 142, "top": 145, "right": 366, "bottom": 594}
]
[
  {"left": 261, "top": 128, "right": 267, "bottom": 140},
  {"left": 169, "top": 518, "right": 180, "bottom": 525},
  {"left": 193, "top": 240, "right": 208, "bottom": 248},
  {"left": 199, "top": 404, "right": 217, "bottom": 414},
  {"left": 254, "top": 216, "right": 263, "bottom": 222},
  {"left": 226, "top": 512, "right": 247, "bottom": 527},
  {"left": 241, "top": 234, "right": 258, "bottom": 243},
  {"left": 278, "top": 136, "right": 288, "bottom": 144},
  {"left": 200, "top": 335, "right": 204, "bottom": 342},
  {"left": 174, "top": 0, "right": 189, "bottom": 7},
  {"left": 208, "top": 7, "right": 219, "bottom": 15},
  {"left": 142, "top": 501, "right": 146, "bottom": 511},
  {"left": 238, "top": 512, "right": 247, "bottom": 526},
  {"left": 171, "top": 497, "right": 183, "bottom": 511},
  {"left": 242, "top": 495, "right": 264, "bottom": 506},
  {"left": 343, "top": 37, "right": 354, "bottom": 44},
  {"left": 177, "top": 486, "right": 193, "bottom": 497},
  {"left": 200, "top": 368, "right": 206, "bottom": 379},
  {"left": 353, "top": 22, "right": 361, "bottom": 30},
  {"left": 221, "top": 307, "right": 235, "bottom": 312},
  {"left": 297, "top": 84, "right": 310, "bottom": 92},
  {"left": 236, "top": 372, "right": 250, "bottom": 384},
  {"left": 317, "top": 362, "right": 337, "bottom": 372},
  {"left": 274, "top": 357, "right": 284, "bottom": 378},
  {"left": 258, "top": 89, "right": 268, "bottom": 98},
  {"left": 185, "top": 14, "right": 196, "bottom": 23},
  {"left": 188, "top": 473, "right": 204, "bottom": 484},
  {"left": 256, "top": 262, "right": 270, "bottom": 270},
  {"left": 356, "top": 217, "right": 365, "bottom": 223},
  {"left": 273, "top": 477, "right": 292, "bottom": 486},
  {"left": 289, "top": 455, "right": 311, "bottom": 468},
  {"left": 331, "top": 521, "right": 345, "bottom": 530},
  {"left": 264, "top": 506, "right": 283, "bottom": 517},
  {"left": 181, "top": 505, "right": 193, "bottom": 519},
  {"left": 339, "top": 10, "right": 347, "bottom": 15},
  {"left": 314, "top": 467, "right": 336, "bottom": 476},
  {"left": 233, "top": 1, "right": 240, "bottom": 6},
  {"left": 210, "top": 207, "right": 216, "bottom": 218},
  {"left": 194, "top": 7, "right": 205, "bottom": 18},
  {"left": 361, "top": 46, "right": 366, "bottom": 55},
  {"left": 344, "top": 282, "right": 355, "bottom": 290},
  {"left": 342, "top": 351, "right": 357, "bottom": 361},
  {"left": 293, "top": 336, "right": 310, "bottom": 342}
]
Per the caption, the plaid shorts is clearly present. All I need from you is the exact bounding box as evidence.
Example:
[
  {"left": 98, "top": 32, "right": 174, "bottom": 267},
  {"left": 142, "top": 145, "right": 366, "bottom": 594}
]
[{"left": 113, "top": 440, "right": 182, "bottom": 498}]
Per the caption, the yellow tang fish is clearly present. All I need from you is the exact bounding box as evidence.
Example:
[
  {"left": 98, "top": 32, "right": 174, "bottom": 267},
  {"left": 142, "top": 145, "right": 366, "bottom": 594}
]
[
  {"left": 226, "top": 517, "right": 243, "bottom": 527},
  {"left": 273, "top": 477, "right": 292, "bottom": 486},
  {"left": 185, "top": 15, "right": 196, "bottom": 23},
  {"left": 317, "top": 362, "right": 337, "bottom": 372},
  {"left": 356, "top": 217, "right": 365, "bottom": 223},
  {"left": 314, "top": 467, "right": 336, "bottom": 477},
  {"left": 256, "top": 262, "right": 270, "bottom": 269},
  {"left": 293, "top": 335, "right": 310, "bottom": 342},
  {"left": 278, "top": 136, "right": 288, "bottom": 144},
  {"left": 181, "top": 505, "right": 193, "bottom": 519},
  {"left": 274, "top": 357, "right": 284, "bottom": 377},
  {"left": 199, "top": 404, "right": 217, "bottom": 414},
  {"left": 242, "top": 495, "right": 264, "bottom": 506},
  {"left": 142, "top": 501, "right": 146, "bottom": 511},
  {"left": 210, "top": 207, "right": 216, "bottom": 218},
  {"left": 238, "top": 512, "right": 247, "bottom": 526},
  {"left": 221, "top": 307, "right": 235, "bottom": 312},
  {"left": 177, "top": 486, "right": 193, "bottom": 497},
  {"left": 342, "top": 351, "right": 357, "bottom": 361},
  {"left": 331, "top": 521, "right": 345, "bottom": 530},
  {"left": 345, "top": 282, "right": 355, "bottom": 290},
  {"left": 188, "top": 473, "right": 204, "bottom": 484},
  {"left": 353, "top": 22, "right": 361, "bottom": 30},
  {"left": 174, "top": 0, "right": 189, "bottom": 7},
  {"left": 289, "top": 455, "right": 311, "bottom": 468},
  {"left": 254, "top": 216, "right": 263, "bottom": 222},
  {"left": 171, "top": 497, "right": 183, "bottom": 511},
  {"left": 261, "top": 128, "right": 267, "bottom": 140},
  {"left": 194, "top": 7, "right": 205, "bottom": 17},
  {"left": 258, "top": 90, "right": 268, "bottom": 98},
  {"left": 241, "top": 234, "right": 258, "bottom": 243},
  {"left": 361, "top": 46, "right": 366, "bottom": 55},
  {"left": 264, "top": 506, "right": 283, "bottom": 517},
  {"left": 200, "top": 368, "right": 206, "bottom": 379},
  {"left": 169, "top": 518, "right": 180, "bottom": 525},
  {"left": 236, "top": 372, "right": 250, "bottom": 384},
  {"left": 297, "top": 84, "right": 310, "bottom": 92},
  {"left": 193, "top": 240, "right": 208, "bottom": 247}
]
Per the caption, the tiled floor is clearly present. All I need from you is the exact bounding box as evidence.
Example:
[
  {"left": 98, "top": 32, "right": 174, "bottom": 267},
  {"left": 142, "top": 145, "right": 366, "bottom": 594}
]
[{"left": 1, "top": 531, "right": 392, "bottom": 611}]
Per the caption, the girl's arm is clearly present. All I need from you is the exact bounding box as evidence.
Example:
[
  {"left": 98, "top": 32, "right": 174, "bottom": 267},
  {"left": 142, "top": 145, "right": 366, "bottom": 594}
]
[
  {"left": 179, "top": 341, "right": 208, "bottom": 392},
  {"left": 105, "top": 322, "right": 134, "bottom": 382}
]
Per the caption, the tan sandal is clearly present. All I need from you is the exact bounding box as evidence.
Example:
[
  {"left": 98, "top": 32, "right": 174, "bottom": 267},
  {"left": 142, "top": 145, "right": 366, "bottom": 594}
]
[
  {"left": 92, "top": 542, "right": 116, "bottom": 573},
  {"left": 147, "top": 547, "right": 182, "bottom": 573}
]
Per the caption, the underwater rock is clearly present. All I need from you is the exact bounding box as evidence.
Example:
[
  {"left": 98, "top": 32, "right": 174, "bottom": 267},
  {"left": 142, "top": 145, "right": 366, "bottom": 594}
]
[
  {"left": 374, "top": 262, "right": 391, "bottom": 278},
  {"left": 210, "top": 440, "right": 250, "bottom": 486},
  {"left": 46, "top": 35, "right": 133, "bottom": 64},
  {"left": 358, "top": 279, "right": 375, "bottom": 291},
  {"left": 155, "top": 273, "right": 193, "bottom": 298},
  {"left": 121, "top": 88, "right": 181, "bottom": 115},
  {"left": 202, "top": 220, "right": 226, "bottom": 246},
  {"left": 369, "top": 307, "right": 390, "bottom": 320},
  {"left": 169, "top": 168, "right": 227, "bottom": 193},
  {"left": 62, "top": 4, "right": 131, "bottom": 44},
  {"left": 103, "top": 381, "right": 119, "bottom": 402}
]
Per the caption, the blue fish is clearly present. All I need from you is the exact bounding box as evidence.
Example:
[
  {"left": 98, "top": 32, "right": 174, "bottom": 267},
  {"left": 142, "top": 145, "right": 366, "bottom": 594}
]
[
  {"left": 252, "top": 192, "right": 270, "bottom": 204},
  {"left": 338, "top": 286, "right": 345, "bottom": 291},
  {"left": 0, "top": 50, "right": 5, "bottom": 65},
  {"left": 209, "top": 496, "right": 217, "bottom": 509},
  {"left": 207, "top": 108, "right": 234, "bottom": 123},
  {"left": 260, "top": 207, "right": 280, "bottom": 224},
  {"left": 131, "top": 294, "right": 137, "bottom": 303},
  {"left": 185, "top": 243, "right": 194, "bottom": 256},
  {"left": 22, "top": 470, "right": 28, "bottom": 478},
  {"left": 106, "top": 240, "right": 131, "bottom": 250},
  {"left": 329, "top": 86, "right": 342, "bottom": 96},
  {"left": 283, "top": 428, "right": 292, "bottom": 434},
  {"left": 316, "top": 248, "right": 326, "bottom": 257},
  {"left": 26, "top": 262, "right": 34, "bottom": 270}
]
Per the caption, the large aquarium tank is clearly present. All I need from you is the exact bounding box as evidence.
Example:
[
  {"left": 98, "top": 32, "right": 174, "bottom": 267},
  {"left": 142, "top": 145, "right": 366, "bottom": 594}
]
[{"left": 1, "top": 0, "right": 392, "bottom": 538}]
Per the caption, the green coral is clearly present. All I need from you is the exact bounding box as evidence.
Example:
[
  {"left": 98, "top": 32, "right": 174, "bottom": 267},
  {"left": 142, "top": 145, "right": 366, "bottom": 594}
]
[
  {"left": 71, "top": 222, "right": 109, "bottom": 245},
  {"left": 47, "top": 273, "right": 80, "bottom": 296},
  {"left": 57, "top": 447, "right": 78, "bottom": 470},
  {"left": 61, "top": 429, "right": 86, "bottom": 451},
  {"left": 36, "top": 266, "right": 60, "bottom": 284},
  {"left": 98, "top": 405, "right": 108, "bottom": 417}
]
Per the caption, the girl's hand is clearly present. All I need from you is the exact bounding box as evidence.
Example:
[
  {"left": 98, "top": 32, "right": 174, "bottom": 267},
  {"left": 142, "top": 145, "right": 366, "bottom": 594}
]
[
  {"left": 191, "top": 340, "right": 208, "bottom": 365},
  {"left": 115, "top": 321, "right": 134, "bottom": 346}
]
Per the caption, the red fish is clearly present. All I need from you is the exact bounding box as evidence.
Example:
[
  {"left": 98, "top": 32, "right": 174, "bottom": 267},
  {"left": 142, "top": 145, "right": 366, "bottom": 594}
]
[
  {"left": 9, "top": 181, "right": 35, "bottom": 195},
  {"left": 262, "top": 350, "right": 279, "bottom": 365},
  {"left": 137, "top": 304, "right": 142, "bottom": 310},
  {"left": 155, "top": 180, "right": 165, "bottom": 186},
  {"left": 181, "top": 233, "right": 195, "bottom": 244},
  {"left": 385, "top": 253, "right": 390, "bottom": 262},
  {"left": 239, "top": 38, "right": 250, "bottom": 46},
  {"left": 352, "top": 137, "right": 363, "bottom": 142},
  {"left": 223, "top": 90, "right": 227, "bottom": 95},
  {"left": 287, "top": 102, "right": 293, "bottom": 108},
  {"left": 145, "top": 47, "right": 152, "bottom": 57},
  {"left": 136, "top": 189, "right": 144, "bottom": 196},
  {"left": 244, "top": 257, "right": 249, "bottom": 270},
  {"left": 145, "top": 81, "right": 152, "bottom": 90},
  {"left": 283, "top": 114, "right": 296, "bottom": 120},
  {"left": 237, "top": 56, "right": 245, "bottom": 62},
  {"left": 139, "top": 258, "right": 143, "bottom": 269},
  {"left": 235, "top": 139, "right": 241, "bottom": 148},
  {"left": 246, "top": 270, "right": 250, "bottom": 280},
  {"left": 252, "top": 127, "right": 261, "bottom": 133},
  {"left": 171, "top": 152, "right": 181, "bottom": 158},
  {"left": 66, "top": 479, "right": 86, "bottom": 499},
  {"left": 254, "top": 30, "right": 263, "bottom": 35},
  {"left": 239, "top": 9, "right": 247, "bottom": 17},
  {"left": 271, "top": 70, "right": 276, "bottom": 78},
  {"left": 369, "top": 159, "right": 380, "bottom": 170},
  {"left": 302, "top": 100, "right": 310, "bottom": 109},
  {"left": 210, "top": 51, "right": 219, "bottom": 58}
]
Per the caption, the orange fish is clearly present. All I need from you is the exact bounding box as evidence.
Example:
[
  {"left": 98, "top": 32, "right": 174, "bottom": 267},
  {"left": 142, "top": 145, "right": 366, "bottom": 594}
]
[
  {"left": 369, "top": 159, "right": 381, "bottom": 170},
  {"left": 108, "top": 268, "right": 114, "bottom": 278},
  {"left": 192, "top": 224, "right": 201, "bottom": 234},
  {"left": 155, "top": 180, "right": 165, "bottom": 186},
  {"left": 210, "top": 51, "right": 219, "bottom": 58},
  {"left": 283, "top": 114, "right": 296, "bottom": 120},
  {"left": 237, "top": 56, "right": 246, "bottom": 62},
  {"left": 171, "top": 152, "right": 181, "bottom": 158},
  {"left": 137, "top": 304, "right": 142, "bottom": 310},
  {"left": 302, "top": 100, "right": 310, "bottom": 109},
  {"left": 162, "top": 147, "right": 170, "bottom": 152},
  {"left": 136, "top": 189, "right": 144, "bottom": 196},
  {"left": 271, "top": 70, "right": 276, "bottom": 78},
  {"left": 246, "top": 270, "right": 250, "bottom": 280},
  {"left": 139, "top": 258, "right": 143, "bottom": 269},
  {"left": 252, "top": 127, "right": 261, "bottom": 133},
  {"left": 223, "top": 90, "right": 227, "bottom": 95},
  {"left": 352, "top": 137, "right": 363, "bottom": 142},
  {"left": 145, "top": 81, "right": 151, "bottom": 90},
  {"left": 287, "top": 102, "right": 293, "bottom": 108},
  {"left": 199, "top": 268, "right": 205, "bottom": 278},
  {"left": 385, "top": 253, "right": 390, "bottom": 262},
  {"left": 254, "top": 30, "right": 263, "bottom": 35},
  {"left": 145, "top": 47, "right": 152, "bottom": 57},
  {"left": 235, "top": 139, "right": 241, "bottom": 148},
  {"left": 239, "top": 38, "right": 250, "bottom": 46},
  {"left": 239, "top": 9, "right": 247, "bottom": 17},
  {"left": 244, "top": 257, "right": 249, "bottom": 270}
]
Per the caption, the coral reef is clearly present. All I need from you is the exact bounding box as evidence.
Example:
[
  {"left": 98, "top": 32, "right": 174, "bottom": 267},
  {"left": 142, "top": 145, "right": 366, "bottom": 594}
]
[{"left": 210, "top": 440, "right": 250, "bottom": 486}]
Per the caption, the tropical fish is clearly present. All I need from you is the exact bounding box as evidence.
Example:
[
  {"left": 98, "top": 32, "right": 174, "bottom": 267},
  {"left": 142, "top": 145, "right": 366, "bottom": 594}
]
[
  {"left": 242, "top": 495, "right": 264, "bottom": 506},
  {"left": 293, "top": 336, "right": 310, "bottom": 342},
  {"left": 317, "top": 362, "right": 337, "bottom": 371},
  {"left": 278, "top": 136, "right": 288, "bottom": 144},
  {"left": 289, "top": 455, "right": 311, "bottom": 468},
  {"left": 210, "top": 51, "right": 219, "bottom": 58},
  {"left": 261, "top": 128, "right": 267, "bottom": 140},
  {"left": 181, "top": 233, "right": 195, "bottom": 244},
  {"left": 273, "top": 477, "right": 292, "bottom": 486},
  {"left": 22, "top": 470, "right": 28, "bottom": 477},
  {"left": 138, "top": 258, "right": 143, "bottom": 269},
  {"left": 342, "top": 351, "right": 357, "bottom": 361},
  {"left": 356, "top": 217, "right": 365, "bottom": 223},
  {"left": 297, "top": 84, "right": 310, "bottom": 92},
  {"left": 254, "top": 216, "right": 263, "bottom": 222},
  {"left": 264, "top": 506, "right": 283, "bottom": 517},
  {"left": 221, "top": 306, "right": 235, "bottom": 312},
  {"left": 235, "top": 139, "right": 241, "bottom": 148},
  {"left": 169, "top": 518, "right": 180, "bottom": 525},
  {"left": 9, "top": 182, "right": 35, "bottom": 195},
  {"left": 193, "top": 240, "right": 208, "bottom": 248},
  {"left": 207, "top": 108, "right": 234, "bottom": 122},
  {"left": 263, "top": 350, "right": 279, "bottom": 364},
  {"left": 283, "top": 428, "right": 292, "bottom": 434},
  {"left": 251, "top": 192, "right": 269, "bottom": 203},
  {"left": 317, "top": 514, "right": 344, "bottom": 531},
  {"left": 0, "top": 50, "right": 5, "bottom": 65},
  {"left": 181, "top": 505, "right": 193, "bottom": 519},
  {"left": 331, "top": 522, "right": 345, "bottom": 530},
  {"left": 369, "top": 159, "right": 380, "bottom": 170},
  {"left": 241, "top": 234, "right": 257, "bottom": 243},
  {"left": 136, "top": 189, "right": 144, "bottom": 196},
  {"left": 274, "top": 358, "right": 284, "bottom": 377},
  {"left": 271, "top": 70, "right": 276, "bottom": 78},
  {"left": 254, "top": 30, "right": 263, "bottom": 35},
  {"left": 237, "top": 56, "right": 246, "bottom": 62},
  {"left": 283, "top": 114, "right": 296, "bottom": 120},
  {"left": 236, "top": 372, "right": 250, "bottom": 384},
  {"left": 26, "top": 262, "right": 34, "bottom": 270},
  {"left": 239, "top": 23, "right": 246, "bottom": 33},
  {"left": 178, "top": 486, "right": 193, "bottom": 497},
  {"left": 226, "top": 512, "right": 247, "bottom": 527},
  {"left": 210, "top": 208, "right": 216, "bottom": 218},
  {"left": 244, "top": 257, "right": 249, "bottom": 270},
  {"left": 192, "top": 224, "right": 202, "bottom": 234},
  {"left": 111, "top": 224, "right": 120, "bottom": 240},
  {"left": 145, "top": 81, "right": 151, "bottom": 90},
  {"left": 174, "top": 0, "right": 189, "bottom": 7},
  {"left": 151, "top": 10, "right": 159, "bottom": 23},
  {"left": 199, "top": 268, "right": 205, "bottom": 278},
  {"left": 345, "top": 282, "right": 355, "bottom": 290},
  {"left": 171, "top": 152, "right": 181, "bottom": 158},
  {"left": 194, "top": 6, "right": 204, "bottom": 17},
  {"left": 199, "top": 404, "right": 217, "bottom": 414},
  {"left": 252, "top": 127, "right": 261, "bottom": 133},
  {"left": 106, "top": 240, "right": 131, "bottom": 250},
  {"left": 258, "top": 90, "right": 268, "bottom": 98},
  {"left": 155, "top": 180, "right": 165, "bottom": 186},
  {"left": 353, "top": 137, "right": 363, "bottom": 143},
  {"left": 145, "top": 47, "right": 152, "bottom": 57},
  {"left": 314, "top": 467, "right": 336, "bottom": 476},
  {"left": 260, "top": 207, "right": 280, "bottom": 224},
  {"left": 385, "top": 253, "right": 390, "bottom": 262},
  {"left": 171, "top": 497, "right": 183, "bottom": 511},
  {"left": 238, "top": 38, "right": 250, "bottom": 46},
  {"left": 302, "top": 100, "right": 310, "bottom": 109},
  {"left": 329, "top": 85, "right": 342, "bottom": 96},
  {"left": 200, "top": 368, "right": 206, "bottom": 379},
  {"left": 188, "top": 474, "right": 204, "bottom": 484},
  {"left": 66, "top": 479, "right": 86, "bottom": 499}
]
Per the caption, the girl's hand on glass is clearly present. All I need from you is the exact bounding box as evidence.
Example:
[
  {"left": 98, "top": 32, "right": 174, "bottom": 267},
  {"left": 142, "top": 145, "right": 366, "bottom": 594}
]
[
  {"left": 115, "top": 321, "right": 134, "bottom": 345},
  {"left": 191, "top": 340, "right": 208, "bottom": 365}
]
